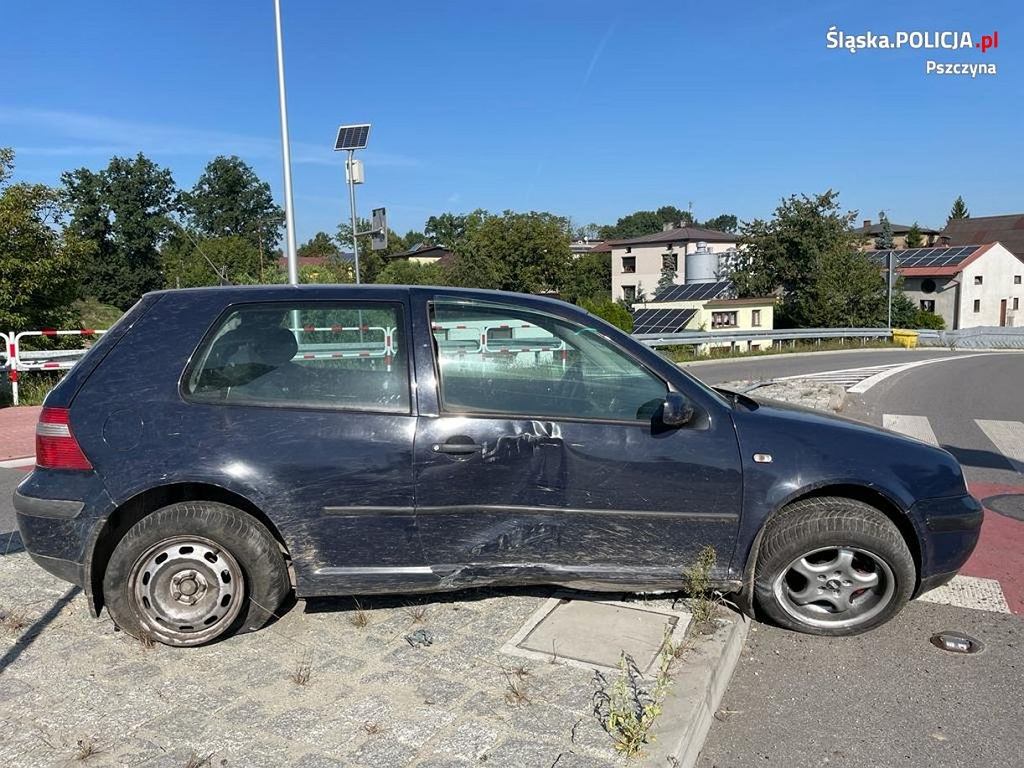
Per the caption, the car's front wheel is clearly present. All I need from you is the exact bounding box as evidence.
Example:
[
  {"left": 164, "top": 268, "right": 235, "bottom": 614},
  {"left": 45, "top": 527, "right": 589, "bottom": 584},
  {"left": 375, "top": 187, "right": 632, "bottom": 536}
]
[
  {"left": 753, "top": 497, "right": 916, "bottom": 636},
  {"left": 103, "top": 501, "right": 291, "bottom": 647}
]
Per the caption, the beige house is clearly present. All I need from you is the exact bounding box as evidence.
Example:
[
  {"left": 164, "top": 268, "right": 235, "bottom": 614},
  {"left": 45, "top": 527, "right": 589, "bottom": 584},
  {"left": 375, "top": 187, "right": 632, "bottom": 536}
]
[
  {"left": 604, "top": 224, "right": 739, "bottom": 302},
  {"left": 383, "top": 243, "right": 455, "bottom": 266},
  {"left": 632, "top": 280, "right": 776, "bottom": 353},
  {"left": 856, "top": 219, "right": 939, "bottom": 251},
  {"left": 870, "top": 242, "right": 1024, "bottom": 329}
]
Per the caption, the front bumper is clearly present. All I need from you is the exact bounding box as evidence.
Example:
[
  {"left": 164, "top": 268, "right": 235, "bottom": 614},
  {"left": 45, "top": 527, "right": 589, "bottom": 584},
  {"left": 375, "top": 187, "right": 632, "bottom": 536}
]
[{"left": 910, "top": 493, "right": 983, "bottom": 596}]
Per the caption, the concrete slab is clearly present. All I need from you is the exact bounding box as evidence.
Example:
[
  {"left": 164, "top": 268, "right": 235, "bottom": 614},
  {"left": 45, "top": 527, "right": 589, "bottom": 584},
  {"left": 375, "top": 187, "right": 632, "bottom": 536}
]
[{"left": 501, "top": 594, "right": 692, "bottom": 675}]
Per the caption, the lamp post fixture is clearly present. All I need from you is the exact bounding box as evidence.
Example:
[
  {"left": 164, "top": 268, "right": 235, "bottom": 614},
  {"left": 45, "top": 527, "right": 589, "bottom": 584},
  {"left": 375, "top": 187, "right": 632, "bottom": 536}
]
[
  {"left": 333, "top": 124, "right": 386, "bottom": 284},
  {"left": 272, "top": 0, "right": 299, "bottom": 285}
]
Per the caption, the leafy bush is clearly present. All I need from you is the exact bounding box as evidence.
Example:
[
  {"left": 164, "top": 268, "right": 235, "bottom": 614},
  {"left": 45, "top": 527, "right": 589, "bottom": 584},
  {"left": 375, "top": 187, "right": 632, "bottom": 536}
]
[{"left": 579, "top": 298, "right": 633, "bottom": 332}]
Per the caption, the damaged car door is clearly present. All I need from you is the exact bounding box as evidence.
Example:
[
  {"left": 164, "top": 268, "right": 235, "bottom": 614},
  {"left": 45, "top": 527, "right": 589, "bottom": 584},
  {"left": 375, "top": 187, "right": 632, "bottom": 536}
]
[{"left": 410, "top": 295, "right": 743, "bottom": 588}]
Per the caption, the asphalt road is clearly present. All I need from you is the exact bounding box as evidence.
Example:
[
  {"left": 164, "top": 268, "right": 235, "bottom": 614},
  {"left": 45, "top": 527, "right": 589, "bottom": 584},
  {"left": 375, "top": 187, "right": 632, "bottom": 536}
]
[
  {"left": 683, "top": 347, "right": 979, "bottom": 386},
  {"left": 0, "top": 469, "right": 22, "bottom": 555},
  {"left": 699, "top": 601, "right": 1023, "bottom": 768}
]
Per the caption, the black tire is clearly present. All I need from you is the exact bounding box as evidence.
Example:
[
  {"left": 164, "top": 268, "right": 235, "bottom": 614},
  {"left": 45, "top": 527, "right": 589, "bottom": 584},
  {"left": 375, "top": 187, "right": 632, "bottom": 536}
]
[
  {"left": 753, "top": 497, "right": 916, "bottom": 636},
  {"left": 103, "top": 501, "right": 290, "bottom": 647}
]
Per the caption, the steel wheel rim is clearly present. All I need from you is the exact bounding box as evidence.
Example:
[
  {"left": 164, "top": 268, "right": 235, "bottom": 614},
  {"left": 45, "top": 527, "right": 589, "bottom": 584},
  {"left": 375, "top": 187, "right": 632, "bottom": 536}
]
[
  {"left": 772, "top": 545, "right": 896, "bottom": 629},
  {"left": 128, "top": 535, "right": 245, "bottom": 646}
]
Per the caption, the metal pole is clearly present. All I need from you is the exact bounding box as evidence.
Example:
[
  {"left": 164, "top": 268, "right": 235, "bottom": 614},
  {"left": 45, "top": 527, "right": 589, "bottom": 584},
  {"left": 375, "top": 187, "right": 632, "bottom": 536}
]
[
  {"left": 273, "top": 0, "right": 299, "bottom": 285},
  {"left": 887, "top": 251, "right": 894, "bottom": 328},
  {"left": 347, "top": 149, "right": 361, "bottom": 284}
]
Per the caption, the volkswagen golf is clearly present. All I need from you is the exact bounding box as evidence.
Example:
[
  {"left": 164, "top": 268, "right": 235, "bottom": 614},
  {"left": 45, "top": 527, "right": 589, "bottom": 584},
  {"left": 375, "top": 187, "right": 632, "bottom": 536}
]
[{"left": 14, "top": 285, "right": 982, "bottom": 647}]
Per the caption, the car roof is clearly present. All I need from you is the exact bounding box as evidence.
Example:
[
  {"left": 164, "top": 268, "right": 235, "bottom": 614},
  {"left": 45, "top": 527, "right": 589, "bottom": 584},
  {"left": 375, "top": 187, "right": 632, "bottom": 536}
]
[{"left": 144, "top": 283, "right": 575, "bottom": 311}]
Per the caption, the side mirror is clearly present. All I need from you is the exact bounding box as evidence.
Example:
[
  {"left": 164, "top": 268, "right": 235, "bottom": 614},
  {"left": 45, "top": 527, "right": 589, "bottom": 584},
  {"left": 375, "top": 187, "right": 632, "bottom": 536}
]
[{"left": 661, "top": 391, "right": 695, "bottom": 427}]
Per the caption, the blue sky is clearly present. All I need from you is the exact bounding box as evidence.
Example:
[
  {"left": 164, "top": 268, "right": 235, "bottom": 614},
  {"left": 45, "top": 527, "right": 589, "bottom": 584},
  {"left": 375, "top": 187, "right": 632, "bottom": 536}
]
[{"left": 1, "top": 1, "right": 1019, "bottom": 241}]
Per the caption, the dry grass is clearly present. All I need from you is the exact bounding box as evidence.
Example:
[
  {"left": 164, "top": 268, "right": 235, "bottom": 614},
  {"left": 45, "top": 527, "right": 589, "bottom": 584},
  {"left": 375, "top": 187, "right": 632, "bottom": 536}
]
[
  {"left": 349, "top": 599, "right": 370, "bottom": 629},
  {"left": 502, "top": 667, "right": 531, "bottom": 707},
  {"left": 684, "top": 545, "right": 721, "bottom": 634},
  {"left": 289, "top": 654, "right": 313, "bottom": 686},
  {"left": 73, "top": 738, "right": 104, "bottom": 762},
  {"left": 0, "top": 606, "right": 29, "bottom": 636},
  {"left": 403, "top": 603, "right": 429, "bottom": 624},
  {"left": 182, "top": 751, "right": 215, "bottom": 768},
  {"left": 361, "top": 721, "right": 384, "bottom": 736}
]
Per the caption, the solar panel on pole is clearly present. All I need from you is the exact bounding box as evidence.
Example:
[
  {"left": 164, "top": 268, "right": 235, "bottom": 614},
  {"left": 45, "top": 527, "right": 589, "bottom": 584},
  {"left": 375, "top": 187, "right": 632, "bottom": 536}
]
[{"left": 335, "top": 124, "right": 371, "bottom": 151}]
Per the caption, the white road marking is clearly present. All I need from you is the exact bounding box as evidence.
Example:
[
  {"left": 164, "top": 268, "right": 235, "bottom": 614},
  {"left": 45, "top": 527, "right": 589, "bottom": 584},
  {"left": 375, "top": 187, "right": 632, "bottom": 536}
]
[
  {"left": 776, "top": 355, "right": 994, "bottom": 393},
  {"left": 848, "top": 355, "right": 995, "bottom": 394},
  {"left": 0, "top": 456, "right": 34, "bottom": 469},
  {"left": 975, "top": 420, "right": 1024, "bottom": 467},
  {"left": 917, "top": 575, "right": 1011, "bottom": 613},
  {"left": 882, "top": 414, "right": 940, "bottom": 446}
]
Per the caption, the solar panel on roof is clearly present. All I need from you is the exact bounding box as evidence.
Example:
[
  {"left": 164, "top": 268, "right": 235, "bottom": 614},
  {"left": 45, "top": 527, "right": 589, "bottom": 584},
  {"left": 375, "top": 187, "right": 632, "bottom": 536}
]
[
  {"left": 334, "top": 124, "right": 371, "bottom": 151},
  {"left": 654, "top": 280, "right": 732, "bottom": 302},
  {"left": 632, "top": 308, "right": 697, "bottom": 334},
  {"left": 871, "top": 245, "right": 982, "bottom": 270}
]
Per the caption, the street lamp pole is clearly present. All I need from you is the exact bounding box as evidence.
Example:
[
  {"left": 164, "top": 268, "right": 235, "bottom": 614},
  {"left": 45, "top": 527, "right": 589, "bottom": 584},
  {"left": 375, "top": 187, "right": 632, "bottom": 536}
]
[
  {"left": 347, "top": 150, "right": 361, "bottom": 284},
  {"left": 273, "top": 0, "right": 299, "bottom": 286}
]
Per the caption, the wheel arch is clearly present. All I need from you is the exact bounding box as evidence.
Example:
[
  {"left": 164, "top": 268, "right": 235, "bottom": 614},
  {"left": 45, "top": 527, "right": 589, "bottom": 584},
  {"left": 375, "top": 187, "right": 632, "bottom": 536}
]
[
  {"left": 737, "top": 483, "right": 922, "bottom": 615},
  {"left": 86, "top": 482, "right": 291, "bottom": 616}
]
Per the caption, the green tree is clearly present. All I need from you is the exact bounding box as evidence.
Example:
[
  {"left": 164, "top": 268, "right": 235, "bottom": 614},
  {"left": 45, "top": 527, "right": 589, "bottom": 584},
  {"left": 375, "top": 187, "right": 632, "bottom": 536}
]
[
  {"left": 579, "top": 297, "right": 633, "bottom": 332},
  {"left": 700, "top": 213, "right": 738, "bottom": 233},
  {"left": 0, "top": 148, "right": 87, "bottom": 330},
  {"left": 162, "top": 233, "right": 280, "bottom": 288},
  {"left": 561, "top": 251, "right": 611, "bottom": 304},
  {"left": 337, "top": 217, "right": 411, "bottom": 283},
  {"left": 63, "top": 153, "right": 178, "bottom": 308},
  {"left": 183, "top": 156, "right": 283, "bottom": 253},
  {"left": 598, "top": 206, "right": 692, "bottom": 240},
  {"left": 297, "top": 231, "right": 341, "bottom": 260},
  {"left": 656, "top": 257, "right": 678, "bottom": 296},
  {"left": 905, "top": 222, "right": 924, "bottom": 248},
  {"left": 424, "top": 210, "right": 486, "bottom": 250},
  {"left": 948, "top": 195, "right": 969, "bottom": 223},
  {"left": 376, "top": 258, "right": 447, "bottom": 286},
  {"left": 875, "top": 211, "right": 895, "bottom": 250},
  {"left": 402, "top": 230, "right": 428, "bottom": 249},
  {"left": 730, "top": 191, "right": 889, "bottom": 327},
  {"left": 446, "top": 210, "right": 572, "bottom": 293}
]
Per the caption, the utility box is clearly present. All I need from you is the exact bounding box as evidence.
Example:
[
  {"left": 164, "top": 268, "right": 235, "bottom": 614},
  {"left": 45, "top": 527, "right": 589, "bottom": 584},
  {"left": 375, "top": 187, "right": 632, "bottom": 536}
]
[{"left": 345, "top": 158, "right": 365, "bottom": 185}]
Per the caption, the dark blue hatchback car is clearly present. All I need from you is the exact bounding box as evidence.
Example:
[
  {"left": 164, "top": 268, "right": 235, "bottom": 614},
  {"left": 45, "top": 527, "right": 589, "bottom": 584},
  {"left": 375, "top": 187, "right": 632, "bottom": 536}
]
[{"left": 15, "top": 285, "right": 982, "bottom": 646}]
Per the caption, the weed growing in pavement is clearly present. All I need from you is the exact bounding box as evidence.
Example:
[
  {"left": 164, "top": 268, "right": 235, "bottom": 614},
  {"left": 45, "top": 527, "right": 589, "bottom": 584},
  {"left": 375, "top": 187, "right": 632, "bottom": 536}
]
[
  {"left": 592, "top": 629, "right": 676, "bottom": 757},
  {"left": 349, "top": 598, "right": 370, "bottom": 629},
  {"left": 73, "top": 738, "right": 104, "bottom": 762},
  {"left": 403, "top": 603, "right": 429, "bottom": 624},
  {"left": 182, "top": 751, "right": 214, "bottom": 768},
  {"left": 0, "top": 606, "right": 29, "bottom": 636},
  {"left": 289, "top": 653, "right": 313, "bottom": 686},
  {"left": 684, "top": 545, "right": 721, "bottom": 634},
  {"left": 361, "top": 721, "right": 384, "bottom": 736},
  {"left": 502, "top": 666, "right": 532, "bottom": 707}
]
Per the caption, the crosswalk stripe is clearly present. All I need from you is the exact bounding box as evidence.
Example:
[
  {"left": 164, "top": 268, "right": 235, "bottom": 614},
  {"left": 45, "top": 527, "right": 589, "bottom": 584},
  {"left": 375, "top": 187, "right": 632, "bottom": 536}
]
[
  {"left": 882, "top": 414, "right": 940, "bottom": 446},
  {"left": 917, "top": 575, "right": 1011, "bottom": 613},
  {"left": 975, "top": 420, "right": 1024, "bottom": 466}
]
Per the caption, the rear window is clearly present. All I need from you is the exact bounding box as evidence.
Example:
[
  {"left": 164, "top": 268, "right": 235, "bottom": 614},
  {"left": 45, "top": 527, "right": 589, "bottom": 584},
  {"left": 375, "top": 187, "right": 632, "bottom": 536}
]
[{"left": 184, "top": 302, "right": 410, "bottom": 413}]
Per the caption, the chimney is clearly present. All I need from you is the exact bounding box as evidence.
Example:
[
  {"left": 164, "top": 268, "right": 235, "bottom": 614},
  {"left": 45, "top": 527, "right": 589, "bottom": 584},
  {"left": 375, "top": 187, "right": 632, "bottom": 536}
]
[{"left": 863, "top": 219, "right": 871, "bottom": 230}]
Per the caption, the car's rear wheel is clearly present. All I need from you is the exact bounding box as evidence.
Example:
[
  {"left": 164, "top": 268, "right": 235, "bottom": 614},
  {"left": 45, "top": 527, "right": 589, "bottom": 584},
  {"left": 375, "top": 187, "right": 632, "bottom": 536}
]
[
  {"left": 753, "top": 497, "right": 916, "bottom": 636},
  {"left": 103, "top": 501, "right": 290, "bottom": 647}
]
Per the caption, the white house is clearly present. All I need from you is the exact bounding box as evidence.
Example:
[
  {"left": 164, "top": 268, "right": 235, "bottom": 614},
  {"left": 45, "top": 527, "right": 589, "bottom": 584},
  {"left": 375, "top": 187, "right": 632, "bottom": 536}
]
[
  {"left": 603, "top": 224, "right": 739, "bottom": 302},
  {"left": 870, "top": 242, "right": 1024, "bottom": 329}
]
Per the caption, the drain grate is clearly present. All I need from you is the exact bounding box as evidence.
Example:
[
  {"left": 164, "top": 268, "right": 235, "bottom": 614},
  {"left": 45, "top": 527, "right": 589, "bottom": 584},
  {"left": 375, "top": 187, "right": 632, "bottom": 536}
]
[{"left": 981, "top": 494, "right": 1024, "bottom": 522}]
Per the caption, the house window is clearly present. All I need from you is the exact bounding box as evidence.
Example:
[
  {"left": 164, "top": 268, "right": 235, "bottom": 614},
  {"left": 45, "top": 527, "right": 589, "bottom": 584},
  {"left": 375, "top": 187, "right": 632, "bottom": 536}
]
[
  {"left": 622, "top": 256, "right": 636, "bottom": 274},
  {"left": 1015, "top": 276, "right": 1022, "bottom": 285},
  {"left": 1015, "top": 298, "right": 1020, "bottom": 311},
  {"left": 625, "top": 247, "right": 632, "bottom": 254},
  {"left": 712, "top": 311, "right": 738, "bottom": 328},
  {"left": 973, "top": 299, "right": 981, "bottom": 313},
  {"left": 623, "top": 285, "right": 636, "bottom": 302},
  {"left": 751, "top": 309, "right": 762, "bottom": 327},
  {"left": 974, "top": 276, "right": 983, "bottom": 285},
  {"left": 661, "top": 253, "right": 677, "bottom": 270},
  {"left": 920, "top": 300, "right": 935, "bottom": 313}
]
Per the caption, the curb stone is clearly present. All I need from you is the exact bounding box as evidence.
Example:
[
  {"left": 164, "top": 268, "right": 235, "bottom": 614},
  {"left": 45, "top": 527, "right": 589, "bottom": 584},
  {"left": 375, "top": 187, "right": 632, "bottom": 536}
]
[{"left": 642, "top": 610, "right": 750, "bottom": 768}]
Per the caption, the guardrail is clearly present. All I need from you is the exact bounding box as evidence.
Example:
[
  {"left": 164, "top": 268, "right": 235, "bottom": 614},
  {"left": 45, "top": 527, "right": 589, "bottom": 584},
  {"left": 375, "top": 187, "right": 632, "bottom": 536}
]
[{"left": 633, "top": 327, "right": 896, "bottom": 347}]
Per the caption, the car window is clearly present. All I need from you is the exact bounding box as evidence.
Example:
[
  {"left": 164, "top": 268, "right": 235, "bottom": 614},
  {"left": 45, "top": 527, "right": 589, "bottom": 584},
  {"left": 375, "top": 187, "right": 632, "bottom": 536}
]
[
  {"left": 430, "top": 300, "right": 666, "bottom": 422},
  {"left": 186, "top": 302, "right": 409, "bottom": 413}
]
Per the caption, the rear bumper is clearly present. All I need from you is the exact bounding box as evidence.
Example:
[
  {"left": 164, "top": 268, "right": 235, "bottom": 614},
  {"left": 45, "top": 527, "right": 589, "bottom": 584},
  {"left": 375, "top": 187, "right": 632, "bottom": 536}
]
[{"left": 910, "top": 493, "right": 983, "bottom": 595}]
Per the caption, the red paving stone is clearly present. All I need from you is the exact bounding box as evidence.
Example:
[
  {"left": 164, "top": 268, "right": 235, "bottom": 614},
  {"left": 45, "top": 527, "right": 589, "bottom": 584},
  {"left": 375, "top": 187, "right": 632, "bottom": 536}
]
[
  {"left": 964, "top": 482, "right": 1024, "bottom": 616},
  {"left": 0, "top": 405, "right": 39, "bottom": 461}
]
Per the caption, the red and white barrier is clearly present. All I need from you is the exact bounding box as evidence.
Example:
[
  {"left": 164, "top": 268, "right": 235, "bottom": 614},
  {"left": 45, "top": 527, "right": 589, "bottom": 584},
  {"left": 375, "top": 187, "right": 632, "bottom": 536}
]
[{"left": 7, "top": 329, "right": 107, "bottom": 406}]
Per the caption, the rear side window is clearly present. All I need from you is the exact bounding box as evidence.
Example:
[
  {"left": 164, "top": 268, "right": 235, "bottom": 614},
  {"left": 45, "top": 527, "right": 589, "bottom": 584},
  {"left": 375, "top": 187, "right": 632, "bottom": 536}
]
[{"left": 185, "top": 302, "right": 409, "bottom": 413}]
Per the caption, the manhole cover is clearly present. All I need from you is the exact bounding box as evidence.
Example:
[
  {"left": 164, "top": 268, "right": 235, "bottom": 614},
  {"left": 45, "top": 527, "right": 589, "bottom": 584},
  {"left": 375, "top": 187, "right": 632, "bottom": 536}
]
[{"left": 982, "top": 494, "right": 1024, "bottom": 521}]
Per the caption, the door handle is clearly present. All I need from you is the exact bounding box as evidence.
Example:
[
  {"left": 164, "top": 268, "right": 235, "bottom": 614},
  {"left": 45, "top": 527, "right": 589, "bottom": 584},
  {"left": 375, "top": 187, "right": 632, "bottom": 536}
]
[{"left": 433, "top": 440, "right": 482, "bottom": 455}]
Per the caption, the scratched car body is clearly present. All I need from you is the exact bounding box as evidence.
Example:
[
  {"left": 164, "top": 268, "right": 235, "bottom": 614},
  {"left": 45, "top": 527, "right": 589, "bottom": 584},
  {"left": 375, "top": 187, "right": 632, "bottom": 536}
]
[{"left": 15, "top": 285, "right": 982, "bottom": 646}]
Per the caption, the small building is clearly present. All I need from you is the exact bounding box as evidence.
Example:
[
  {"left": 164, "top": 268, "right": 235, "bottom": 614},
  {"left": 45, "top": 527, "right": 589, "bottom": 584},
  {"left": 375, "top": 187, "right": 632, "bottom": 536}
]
[
  {"left": 869, "top": 242, "right": 1024, "bottom": 329},
  {"left": 939, "top": 213, "right": 1024, "bottom": 258},
  {"left": 855, "top": 219, "right": 939, "bottom": 250},
  {"left": 607, "top": 224, "right": 738, "bottom": 302},
  {"left": 631, "top": 280, "right": 776, "bottom": 353},
  {"left": 384, "top": 242, "right": 455, "bottom": 267}
]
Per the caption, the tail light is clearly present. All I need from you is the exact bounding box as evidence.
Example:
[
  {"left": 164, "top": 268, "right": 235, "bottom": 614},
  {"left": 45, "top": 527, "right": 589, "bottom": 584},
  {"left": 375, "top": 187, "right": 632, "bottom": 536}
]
[{"left": 36, "top": 407, "right": 93, "bottom": 470}]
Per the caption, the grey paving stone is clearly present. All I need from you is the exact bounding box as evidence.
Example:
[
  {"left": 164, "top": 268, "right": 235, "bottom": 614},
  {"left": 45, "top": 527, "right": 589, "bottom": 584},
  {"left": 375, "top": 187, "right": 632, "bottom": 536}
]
[{"left": 350, "top": 735, "right": 419, "bottom": 768}]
